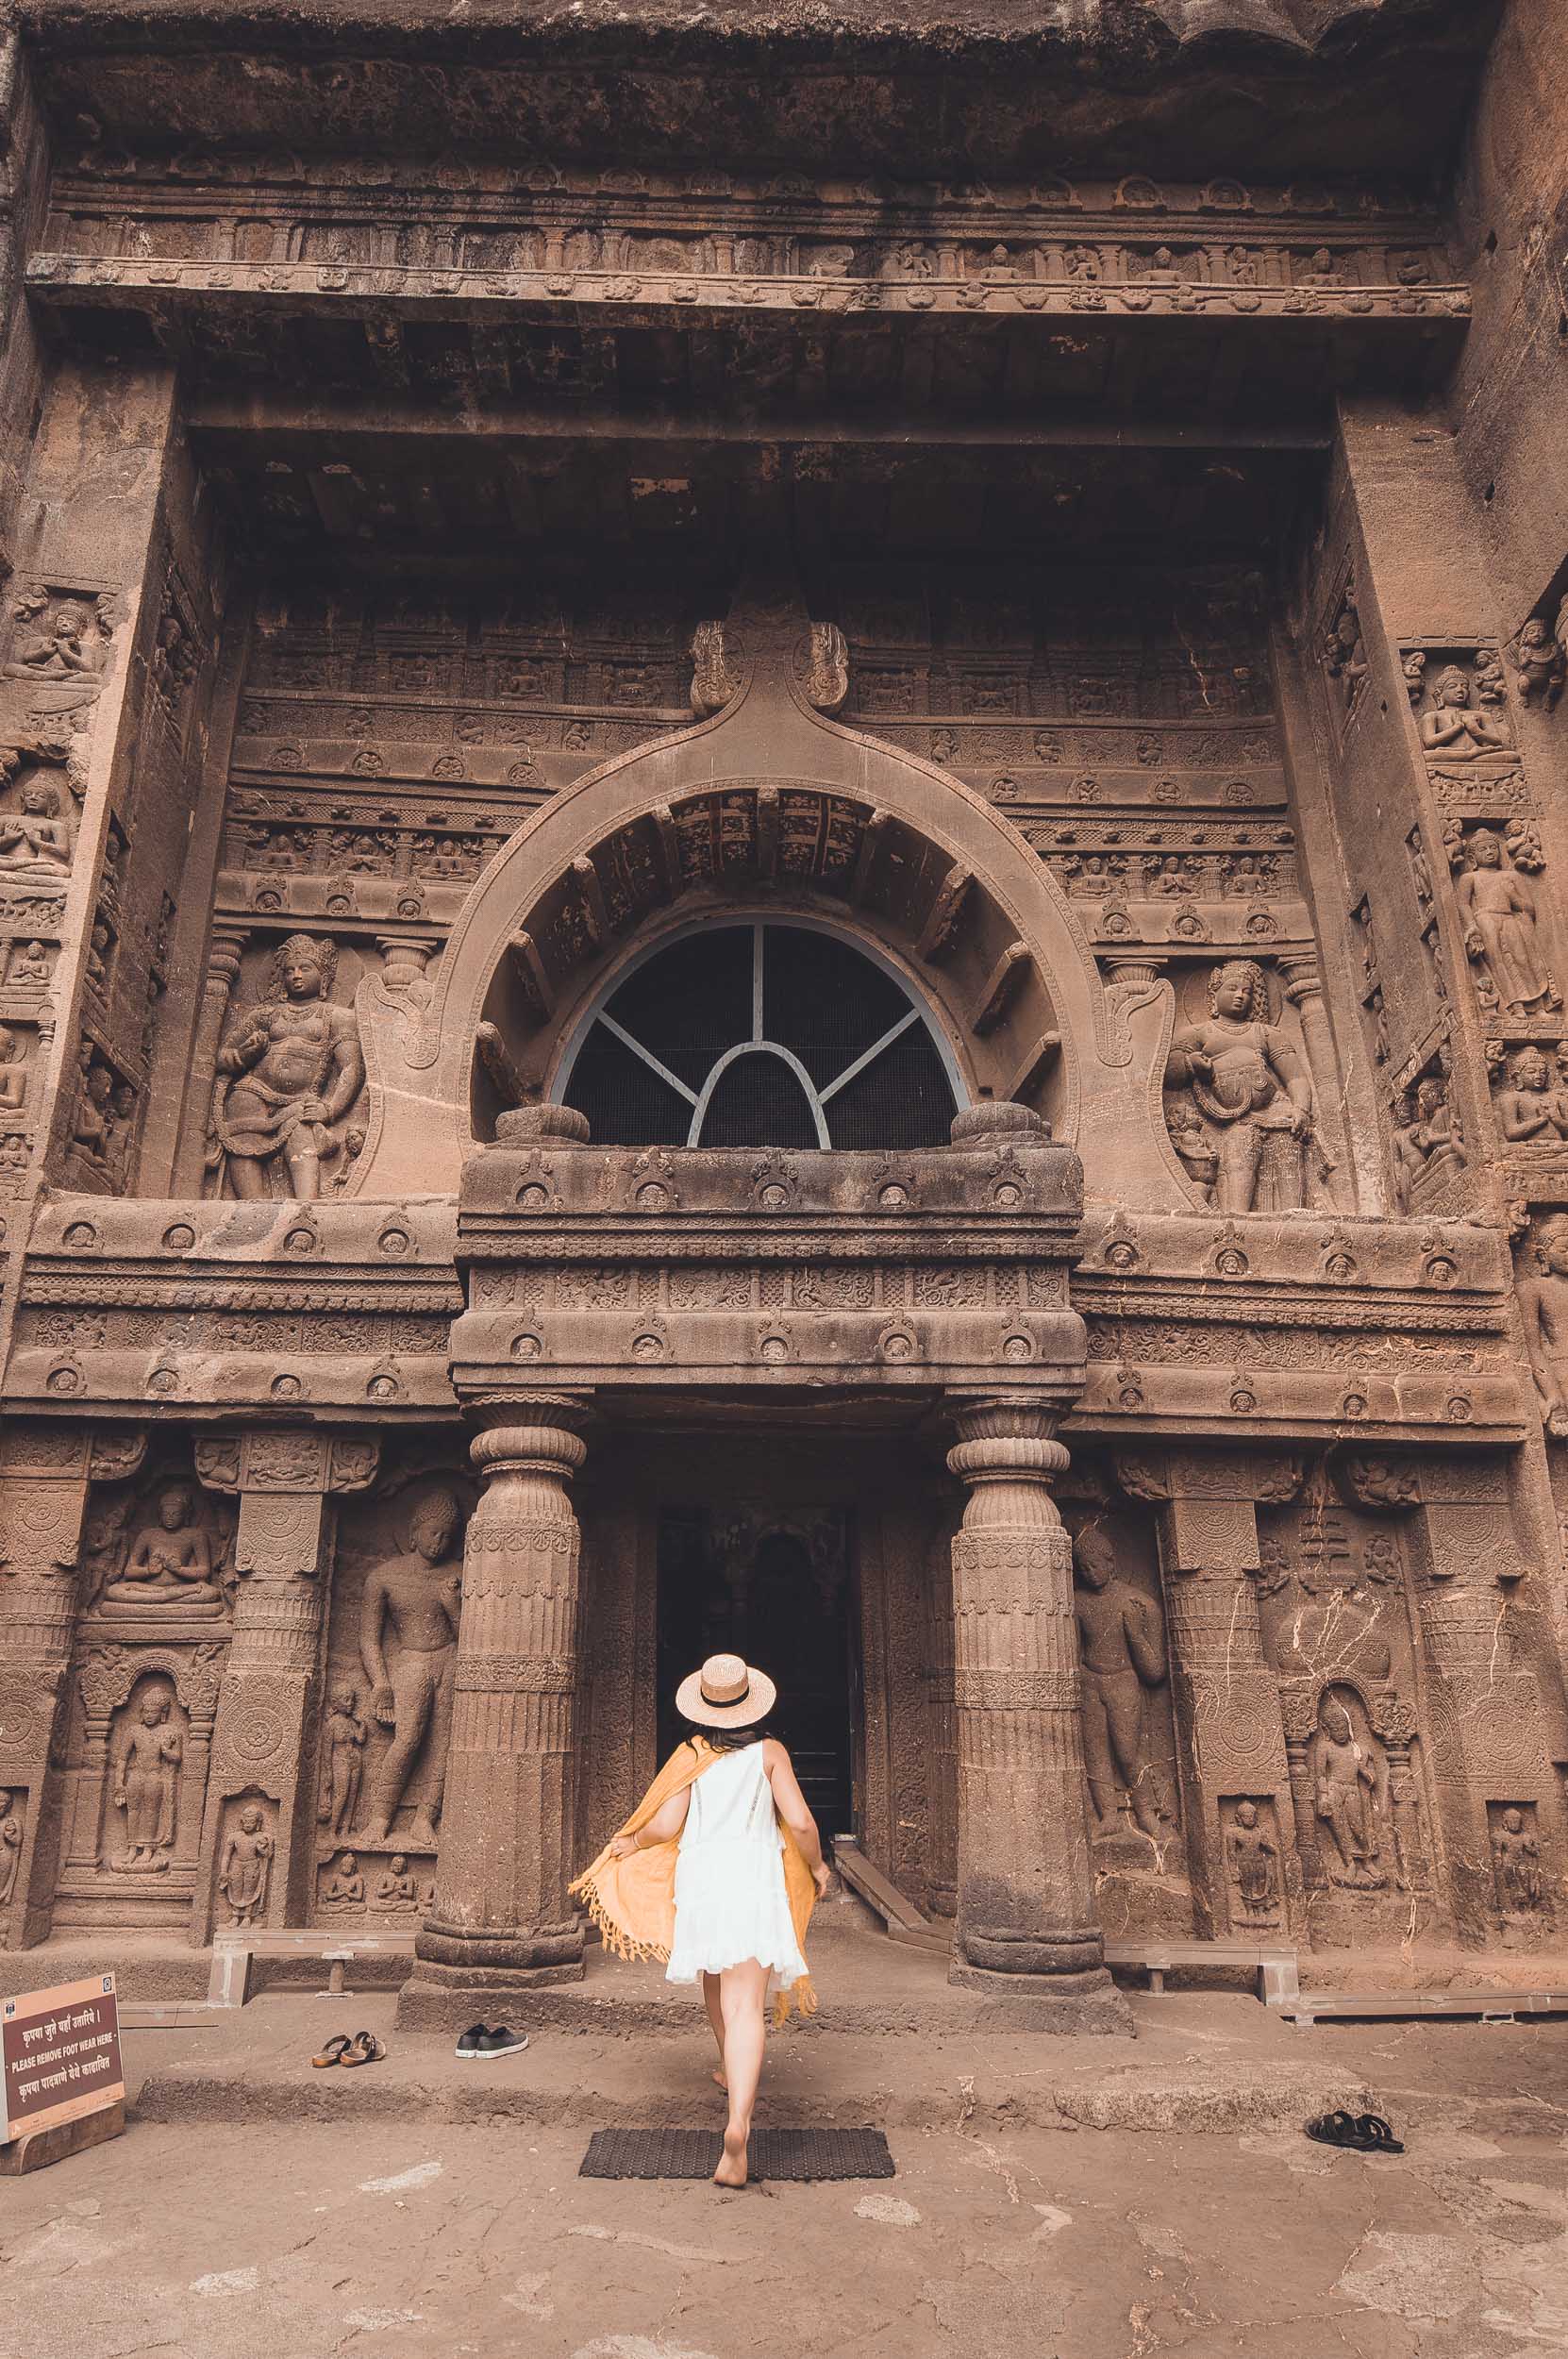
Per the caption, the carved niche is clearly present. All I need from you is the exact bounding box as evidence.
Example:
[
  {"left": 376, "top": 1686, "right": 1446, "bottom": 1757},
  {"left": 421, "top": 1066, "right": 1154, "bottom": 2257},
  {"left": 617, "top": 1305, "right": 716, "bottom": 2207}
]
[
  {"left": 1162, "top": 960, "right": 1326, "bottom": 1214},
  {"left": 311, "top": 1460, "right": 474, "bottom": 1917},
  {"left": 51, "top": 1642, "right": 225, "bottom": 1932},
  {"left": 206, "top": 932, "right": 367, "bottom": 1201}
]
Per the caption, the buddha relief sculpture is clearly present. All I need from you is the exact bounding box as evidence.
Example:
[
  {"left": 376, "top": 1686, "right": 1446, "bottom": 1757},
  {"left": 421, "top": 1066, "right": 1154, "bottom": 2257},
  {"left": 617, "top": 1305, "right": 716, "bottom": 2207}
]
[
  {"left": 1419, "top": 664, "right": 1511, "bottom": 759},
  {"left": 4, "top": 597, "right": 108, "bottom": 683},
  {"left": 318, "top": 1681, "right": 368, "bottom": 1836},
  {"left": 0, "top": 778, "right": 75, "bottom": 878},
  {"left": 0, "top": 1025, "right": 27, "bottom": 1113},
  {"left": 0, "top": 1788, "right": 21, "bottom": 1906},
  {"left": 375, "top": 1853, "right": 418, "bottom": 1905},
  {"left": 322, "top": 1849, "right": 364, "bottom": 1903},
  {"left": 1165, "top": 960, "right": 1319, "bottom": 1213},
  {"left": 1518, "top": 1215, "right": 1568, "bottom": 1436},
  {"left": 1073, "top": 1524, "right": 1175, "bottom": 1839},
  {"left": 1309, "top": 1694, "right": 1386, "bottom": 1888},
  {"left": 102, "top": 1482, "right": 223, "bottom": 1613},
  {"left": 1491, "top": 1807, "right": 1543, "bottom": 1917},
  {"left": 208, "top": 933, "right": 365, "bottom": 1201},
  {"left": 1452, "top": 828, "right": 1557, "bottom": 1015},
  {"left": 108, "top": 1688, "right": 182, "bottom": 1871},
  {"left": 1493, "top": 1046, "right": 1568, "bottom": 1146},
  {"left": 1226, "top": 1800, "right": 1279, "bottom": 1920},
  {"left": 218, "top": 1803, "right": 273, "bottom": 1926},
  {"left": 358, "top": 1486, "right": 463, "bottom": 1849}
]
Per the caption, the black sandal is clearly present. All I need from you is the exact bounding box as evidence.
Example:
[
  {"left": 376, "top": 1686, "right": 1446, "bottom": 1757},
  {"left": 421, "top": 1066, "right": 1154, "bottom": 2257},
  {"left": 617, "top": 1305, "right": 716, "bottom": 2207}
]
[
  {"left": 1305, "top": 2109, "right": 1403, "bottom": 2153},
  {"left": 341, "top": 2029, "right": 385, "bottom": 2067},
  {"left": 311, "top": 2033, "right": 353, "bottom": 2069}
]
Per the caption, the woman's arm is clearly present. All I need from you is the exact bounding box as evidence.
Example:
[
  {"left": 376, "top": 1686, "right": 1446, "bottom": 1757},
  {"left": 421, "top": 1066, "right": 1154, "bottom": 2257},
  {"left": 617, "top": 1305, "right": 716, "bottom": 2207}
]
[
  {"left": 609, "top": 1781, "right": 692, "bottom": 1858},
  {"left": 764, "top": 1740, "right": 831, "bottom": 1895}
]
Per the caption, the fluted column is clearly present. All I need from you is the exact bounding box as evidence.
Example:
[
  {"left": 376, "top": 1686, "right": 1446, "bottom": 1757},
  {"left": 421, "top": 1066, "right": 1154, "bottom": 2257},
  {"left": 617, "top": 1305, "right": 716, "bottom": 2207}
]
[
  {"left": 945, "top": 1395, "right": 1126, "bottom": 2025},
  {"left": 1277, "top": 953, "right": 1351, "bottom": 1207},
  {"left": 412, "top": 1396, "right": 590, "bottom": 1999},
  {"left": 923, "top": 1522, "right": 959, "bottom": 1918}
]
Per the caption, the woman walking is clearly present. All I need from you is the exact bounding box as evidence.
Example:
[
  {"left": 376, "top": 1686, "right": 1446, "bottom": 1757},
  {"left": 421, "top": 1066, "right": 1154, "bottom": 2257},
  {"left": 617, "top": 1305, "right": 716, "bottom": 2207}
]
[{"left": 572, "top": 1653, "right": 829, "bottom": 2186}]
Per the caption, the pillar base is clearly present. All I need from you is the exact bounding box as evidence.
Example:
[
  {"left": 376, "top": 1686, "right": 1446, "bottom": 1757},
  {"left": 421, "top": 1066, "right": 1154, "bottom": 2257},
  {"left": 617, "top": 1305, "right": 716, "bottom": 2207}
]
[
  {"left": 396, "top": 1959, "right": 585, "bottom": 2033},
  {"left": 948, "top": 1959, "right": 1135, "bottom": 2035}
]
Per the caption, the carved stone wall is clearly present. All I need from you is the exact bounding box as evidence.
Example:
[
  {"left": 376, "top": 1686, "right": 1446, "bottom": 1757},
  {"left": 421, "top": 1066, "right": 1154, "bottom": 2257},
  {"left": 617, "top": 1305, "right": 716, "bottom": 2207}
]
[{"left": 1, "top": 0, "right": 1567, "bottom": 1996}]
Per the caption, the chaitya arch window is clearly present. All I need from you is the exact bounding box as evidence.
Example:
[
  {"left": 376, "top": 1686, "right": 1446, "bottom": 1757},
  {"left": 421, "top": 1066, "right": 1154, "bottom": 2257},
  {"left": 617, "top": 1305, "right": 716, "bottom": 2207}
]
[{"left": 558, "top": 920, "right": 962, "bottom": 1150}]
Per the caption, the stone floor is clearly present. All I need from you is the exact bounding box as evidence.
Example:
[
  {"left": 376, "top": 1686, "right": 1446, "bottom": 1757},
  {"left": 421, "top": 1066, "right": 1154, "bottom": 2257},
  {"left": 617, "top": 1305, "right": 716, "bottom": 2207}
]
[{"left": 3, "top": 1932, "right": 1567, "bottom": 2358}]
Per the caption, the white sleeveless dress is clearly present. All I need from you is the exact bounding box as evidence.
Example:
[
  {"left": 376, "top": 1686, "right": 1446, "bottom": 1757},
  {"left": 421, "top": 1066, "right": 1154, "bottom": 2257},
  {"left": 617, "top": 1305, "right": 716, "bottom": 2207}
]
[{"left": 665, "top": 1742, "right": 809, "bottom": 1987}]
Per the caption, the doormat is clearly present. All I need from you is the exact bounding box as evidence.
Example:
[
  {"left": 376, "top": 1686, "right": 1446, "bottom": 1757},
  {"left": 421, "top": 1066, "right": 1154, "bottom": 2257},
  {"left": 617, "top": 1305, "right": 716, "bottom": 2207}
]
[{"left": 579, "top": 2126, "right": 895, "bottom": 2182}]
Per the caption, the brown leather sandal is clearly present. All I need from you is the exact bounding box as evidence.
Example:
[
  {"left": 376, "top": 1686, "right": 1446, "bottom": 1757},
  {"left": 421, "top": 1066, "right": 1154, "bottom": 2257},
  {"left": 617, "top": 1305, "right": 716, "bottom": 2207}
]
[
  {"left": 311, "top": 2033, "right": 353, "bottom": 2068},
  {"left": 340, "top": 2029, "right": 385, "bottom": 2067}
]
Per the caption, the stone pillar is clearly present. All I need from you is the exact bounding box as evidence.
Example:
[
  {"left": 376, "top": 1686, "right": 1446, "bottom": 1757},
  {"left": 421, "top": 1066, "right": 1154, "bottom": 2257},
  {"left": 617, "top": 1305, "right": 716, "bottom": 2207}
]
[
  {"left": 194, "top": 1430, "right": 379, "bottom": 1941},
  {"left": 174, "top": 924, "right": 247, "bottom": 1193},
  {"left": 0, "top": 1425, "right": 143, "bottom": 1947},
  {"left": 405, "top": 1395, "right": 591, "bottom": 2019},
  {"left": 945, "top": 1394, "right": 1128, "bottom": 2029},
  {"left": 1117, "top": 1450, "right": 1299, "bottom": 1937},
  {"left": 1400, "top": 1460, "right": 1559, "bottom": 1943},
  {"left": 1277, "top": 953, "right": 1352, "bottom": 1207},
  {"left": 923, "top": 1520, "right": 959, "bottom": 1919}
]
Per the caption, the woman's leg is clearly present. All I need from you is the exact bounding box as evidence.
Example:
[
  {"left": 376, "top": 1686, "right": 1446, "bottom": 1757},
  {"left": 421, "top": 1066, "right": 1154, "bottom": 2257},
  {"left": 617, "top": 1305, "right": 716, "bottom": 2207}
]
[
  {"left": 702, "top": 1971, "right": 726, "bottom": 2087},
  {"left": 713, "top": 1958, "right": 769, "bottom": 2186}
]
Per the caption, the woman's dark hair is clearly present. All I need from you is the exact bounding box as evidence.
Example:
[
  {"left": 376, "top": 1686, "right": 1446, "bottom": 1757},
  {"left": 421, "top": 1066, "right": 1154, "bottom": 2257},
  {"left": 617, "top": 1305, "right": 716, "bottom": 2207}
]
[{"left": 686, "top": 1718, "right": 772, "bottom": 1751}]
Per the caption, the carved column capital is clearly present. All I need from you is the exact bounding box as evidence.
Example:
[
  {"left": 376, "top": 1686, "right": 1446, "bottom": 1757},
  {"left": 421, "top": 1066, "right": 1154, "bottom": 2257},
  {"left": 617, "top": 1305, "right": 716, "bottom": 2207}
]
[{"left": 1276, "top": 953, "right": 1324, "bottom": 1008}]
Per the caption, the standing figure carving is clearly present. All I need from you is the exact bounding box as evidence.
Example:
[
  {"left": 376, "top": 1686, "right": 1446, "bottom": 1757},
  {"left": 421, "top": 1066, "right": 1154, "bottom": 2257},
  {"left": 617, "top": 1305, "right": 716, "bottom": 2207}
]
[
  {"left": 1165, "top": 960, "right": 1317, "bottom": 1213},
  {"left": 0, "top": 1789, "right": 21, "bottom": 1905},
  {"left": 318, "top": 1681, "right": 367, "bottom": 1836},
  {"left": 219, "top": 1804, "right": 273, "bottom": 1926},
  {"left": 1226, "top": 1800, "right": 1279, "bottom": 1919},
  {"left": 1073, "top": 1525, "right": 1174, "bottom": 1838},
  {"left": 108, "top": 1689, "right": 182, "bottom": 1872},
  {"left": 1309, "top": 1694, "right": 1385, "bottom": 1887},
  {"left": 209, "top": 934, "right": 364, "bottom": 1201},
  {"left": 1492, "top": 1807, "right": 1543, "bottom": 1917},
  {"left": 358, "top": 1487, "right": 463, "bottom": 1849},
  {"left": 1520, "top": 1215, "right": 1568, "bottom": 1436},
  {"left": 1452, "top": 829, "right": 1557, "bottom": 1015}
]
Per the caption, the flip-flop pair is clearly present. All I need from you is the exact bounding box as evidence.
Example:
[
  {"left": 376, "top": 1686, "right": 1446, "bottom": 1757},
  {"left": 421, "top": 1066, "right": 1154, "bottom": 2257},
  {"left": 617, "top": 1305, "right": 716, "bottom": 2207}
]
[
  {"left": 311, "top": 2031, "right": 385, "bottom": 2069},
  {"left": 1305, "top": 2109, "right": 1404, "bottom": 2153}
]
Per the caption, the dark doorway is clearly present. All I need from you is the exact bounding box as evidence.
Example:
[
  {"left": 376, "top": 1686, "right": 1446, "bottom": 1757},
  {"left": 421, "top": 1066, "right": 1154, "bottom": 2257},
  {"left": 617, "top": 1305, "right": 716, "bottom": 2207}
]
[{"left": 657, "top": 1504, "right": 856, "bottom": 1836}]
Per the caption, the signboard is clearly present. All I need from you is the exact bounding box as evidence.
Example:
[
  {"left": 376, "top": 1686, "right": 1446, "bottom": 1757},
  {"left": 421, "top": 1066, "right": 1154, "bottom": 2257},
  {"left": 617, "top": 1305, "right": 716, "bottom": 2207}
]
[{"left": 1, "top": 1973, "right": 124, "bottom": 2146}]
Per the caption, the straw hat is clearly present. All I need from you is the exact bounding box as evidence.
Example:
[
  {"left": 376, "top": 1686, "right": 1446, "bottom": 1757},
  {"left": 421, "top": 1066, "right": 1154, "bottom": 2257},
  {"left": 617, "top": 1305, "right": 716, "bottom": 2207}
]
[{"left": 675, "top": 1651, "right": 777, "bottom": 1730}]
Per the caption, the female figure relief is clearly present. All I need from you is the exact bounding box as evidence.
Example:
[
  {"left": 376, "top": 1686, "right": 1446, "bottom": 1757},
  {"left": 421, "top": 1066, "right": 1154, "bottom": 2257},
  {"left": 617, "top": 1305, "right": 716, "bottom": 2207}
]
[
  {"left": 1165, "top": 960, "right": 1317, "bottom": 1213},
  {"left": 209, "top": 934, "right": 364, "bottom": 1200}
]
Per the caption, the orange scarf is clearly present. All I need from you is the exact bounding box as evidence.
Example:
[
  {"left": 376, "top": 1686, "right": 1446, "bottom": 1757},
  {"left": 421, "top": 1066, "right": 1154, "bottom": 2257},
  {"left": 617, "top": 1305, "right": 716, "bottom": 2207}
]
[{"left": 571, "top": 1738, "right": 819, "bottom": 2024}]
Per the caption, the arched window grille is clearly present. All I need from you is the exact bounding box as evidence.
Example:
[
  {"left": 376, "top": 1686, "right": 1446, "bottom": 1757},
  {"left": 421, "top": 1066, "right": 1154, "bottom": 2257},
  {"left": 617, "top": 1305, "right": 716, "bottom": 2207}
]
[{"left": 558, "top": 920, "right": 962, "bottom": 1151}]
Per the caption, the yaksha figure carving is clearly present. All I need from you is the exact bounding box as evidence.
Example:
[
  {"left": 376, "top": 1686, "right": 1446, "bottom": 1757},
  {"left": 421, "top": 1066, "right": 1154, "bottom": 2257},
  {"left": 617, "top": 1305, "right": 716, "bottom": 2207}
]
[
  {"left": 1073, "top": 1525, "right": 1175, "bottom": 1838},
  {"left": 1309, "top": 1695, "right": 1385, "bottom": 1888},
  {"left": 108, "top": 1689, "right": 182, "bottom": 1872},
  {"left": 358, "top": 1487, "right": 463, "bottom": 1849},
  {"left": 209, "top": 933, "right": 364, "bottom": 1200},
  {"left": 1165, "top": 960, "right": 1318, "bottom": 1213},
  {"left": 1492, "top": 1807, "right": 1543, "bottom": 1916},
  {"left": 1226, "top": 1801, "right": 1279, "bottom": 1919}
]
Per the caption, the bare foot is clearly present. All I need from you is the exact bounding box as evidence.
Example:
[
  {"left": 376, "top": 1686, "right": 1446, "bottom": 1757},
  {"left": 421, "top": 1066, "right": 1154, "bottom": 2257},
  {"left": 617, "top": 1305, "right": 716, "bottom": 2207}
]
[
  {"left": 711, "top": 2067, "right": 727, "bottom": 2091},
  {"left": 712, "top": 2126, "right": 747, "bottom": 2187}
]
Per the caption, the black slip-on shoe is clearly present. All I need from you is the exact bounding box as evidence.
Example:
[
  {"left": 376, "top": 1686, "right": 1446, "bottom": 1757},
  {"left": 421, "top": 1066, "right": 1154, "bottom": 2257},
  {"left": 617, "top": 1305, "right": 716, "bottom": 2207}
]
[
  {"left": 475, "top": 2025, "right": 529, "bottom": 2057},
  {"left": 455, "top": 2022, "right": 489, "bottom": 2058}
]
